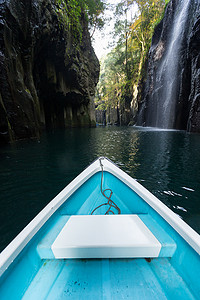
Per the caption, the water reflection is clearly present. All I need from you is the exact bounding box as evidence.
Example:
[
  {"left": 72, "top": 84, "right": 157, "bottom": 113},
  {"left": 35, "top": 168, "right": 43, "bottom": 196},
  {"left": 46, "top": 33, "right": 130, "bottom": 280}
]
[
  {"left": 125, "top": 131, "right": 140, "bottom": 174},
  {"left": 0, "top": 126, "right": 200, "bottom": 252},
  {"left": 92, "top": 128, "right": 140, "bottom": 175}
]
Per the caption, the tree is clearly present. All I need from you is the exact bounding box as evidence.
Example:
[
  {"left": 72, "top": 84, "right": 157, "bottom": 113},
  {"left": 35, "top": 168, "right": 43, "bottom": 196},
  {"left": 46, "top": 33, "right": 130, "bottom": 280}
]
[
  {"left": 85, "top": 0, "right": 106, "bottom": 37},
  {"left": 95, "top": 0, "right": 167, "bottom": 124},
  {"left": 55, "top": 0, "right": 106, "bottom": 41},
  {"left": 129, "top": 0, "right": 165, "bottom": 92}
]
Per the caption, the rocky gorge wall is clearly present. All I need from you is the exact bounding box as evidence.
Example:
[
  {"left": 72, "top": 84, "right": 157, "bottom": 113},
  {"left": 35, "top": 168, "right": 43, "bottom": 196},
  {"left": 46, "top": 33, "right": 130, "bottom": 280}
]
[
  {"left": 0, "top": 0, "right": 99, "bottom": 144},
  {"left": 137, "top": 0, "right": 200, "bottom": 132}
]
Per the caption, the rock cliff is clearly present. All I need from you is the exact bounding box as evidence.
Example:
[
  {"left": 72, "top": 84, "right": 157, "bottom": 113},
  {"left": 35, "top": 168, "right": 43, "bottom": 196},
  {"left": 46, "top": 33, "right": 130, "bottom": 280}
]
[
  {"left": 137, "top": 0, "right": 200, "bottom": 132},
  {"left": 0, "top": 0, "right": 99, "bottom": 144}
]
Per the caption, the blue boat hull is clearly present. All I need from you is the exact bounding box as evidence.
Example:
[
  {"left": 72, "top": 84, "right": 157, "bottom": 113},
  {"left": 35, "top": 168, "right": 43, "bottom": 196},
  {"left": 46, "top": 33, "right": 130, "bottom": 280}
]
[{"left": 0, "top": 158, "right": 199, "bottom": 299}]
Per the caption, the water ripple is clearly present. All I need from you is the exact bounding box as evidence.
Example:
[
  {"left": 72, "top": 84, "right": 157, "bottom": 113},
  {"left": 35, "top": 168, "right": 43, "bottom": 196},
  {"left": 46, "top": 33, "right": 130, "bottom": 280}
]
[
  {"left": 182, "top": 187, "right": 195, "bottom": 192},
  {"left": 0, "top": 127, "right": 200, "bottom": 252}
]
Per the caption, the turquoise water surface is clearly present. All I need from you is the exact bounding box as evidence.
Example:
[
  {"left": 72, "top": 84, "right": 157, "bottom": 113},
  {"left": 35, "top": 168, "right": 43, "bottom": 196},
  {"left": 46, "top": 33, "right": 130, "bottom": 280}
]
[{"left": 0, "top": 126, "right": 200, "bottom": 252}]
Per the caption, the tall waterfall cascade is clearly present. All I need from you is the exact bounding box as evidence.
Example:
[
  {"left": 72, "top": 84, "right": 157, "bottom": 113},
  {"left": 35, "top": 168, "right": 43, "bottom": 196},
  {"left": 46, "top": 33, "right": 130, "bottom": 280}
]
[
  {"left": 137, "top": 0, "right": 200, "bottom": 131},
  {"left": 157, "top": 0, "right": 190, "bottom": 128}
]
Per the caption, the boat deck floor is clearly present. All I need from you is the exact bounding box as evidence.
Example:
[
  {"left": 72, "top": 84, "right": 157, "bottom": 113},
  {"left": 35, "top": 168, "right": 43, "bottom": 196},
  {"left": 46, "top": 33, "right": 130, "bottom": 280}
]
[{"left": 22, "top": 258, "right": 195, "bottom": 300}]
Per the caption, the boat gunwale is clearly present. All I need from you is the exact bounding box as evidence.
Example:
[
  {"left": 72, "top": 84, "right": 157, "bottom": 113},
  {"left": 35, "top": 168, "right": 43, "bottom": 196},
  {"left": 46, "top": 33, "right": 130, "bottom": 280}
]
[
  {"left": 0, "top": 159, "right": 101, "bottom": 276},
  {"left": 102, "top": 158, "right": 200, "bottom": 256},
  {"left": 0, "top": 157, "right": 200, "bottom": 277}
]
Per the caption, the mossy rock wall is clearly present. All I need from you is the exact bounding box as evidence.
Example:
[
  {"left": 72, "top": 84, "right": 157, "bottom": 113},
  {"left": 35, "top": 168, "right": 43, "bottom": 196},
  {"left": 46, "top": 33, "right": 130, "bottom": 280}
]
[{"left": 0, "top": 0, "right": 99, "bottom": 144}]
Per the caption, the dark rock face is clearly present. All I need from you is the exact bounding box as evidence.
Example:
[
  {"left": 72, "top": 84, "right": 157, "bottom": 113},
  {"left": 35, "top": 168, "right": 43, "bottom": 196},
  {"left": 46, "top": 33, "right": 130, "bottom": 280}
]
[
  {"left": 0, "top": 0, "right": 99, "bottom": 144},
  {"left": 137, "top": 0, "right": 200, "bottom": 132},
  {"left": 187, "top": 12, "right": 200, "bottom": 132}
]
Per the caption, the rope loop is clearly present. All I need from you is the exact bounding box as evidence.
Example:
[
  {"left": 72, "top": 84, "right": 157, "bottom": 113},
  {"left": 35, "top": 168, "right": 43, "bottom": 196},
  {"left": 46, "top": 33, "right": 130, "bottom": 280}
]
[{"left": 91, "top": 158, "right": 121, "bottom": 215}]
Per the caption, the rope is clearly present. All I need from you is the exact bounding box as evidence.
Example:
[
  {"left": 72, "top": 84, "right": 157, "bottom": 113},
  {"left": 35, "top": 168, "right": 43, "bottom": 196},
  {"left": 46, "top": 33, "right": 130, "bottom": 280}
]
[{"left": 91, "top": 158, "right": 121, "bottom": 215}]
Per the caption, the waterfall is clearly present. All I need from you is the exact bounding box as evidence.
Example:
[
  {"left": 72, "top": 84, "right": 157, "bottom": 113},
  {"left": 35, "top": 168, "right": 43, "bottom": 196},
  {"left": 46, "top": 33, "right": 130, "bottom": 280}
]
[{"left": 142, "top": 0, "right": 191, "bottom": 129}]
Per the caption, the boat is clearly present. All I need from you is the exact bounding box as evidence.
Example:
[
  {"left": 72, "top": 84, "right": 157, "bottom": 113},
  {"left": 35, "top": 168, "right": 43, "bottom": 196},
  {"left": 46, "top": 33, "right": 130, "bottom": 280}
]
[{"left": 0, "top": 157, "right": 200, "bottom": 299}]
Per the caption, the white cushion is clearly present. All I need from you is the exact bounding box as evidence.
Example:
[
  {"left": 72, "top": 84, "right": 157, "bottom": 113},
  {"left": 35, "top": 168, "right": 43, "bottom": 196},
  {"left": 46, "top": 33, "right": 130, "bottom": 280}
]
[{"left": 51, "top": 215, "right": 161, "bottom": 258}]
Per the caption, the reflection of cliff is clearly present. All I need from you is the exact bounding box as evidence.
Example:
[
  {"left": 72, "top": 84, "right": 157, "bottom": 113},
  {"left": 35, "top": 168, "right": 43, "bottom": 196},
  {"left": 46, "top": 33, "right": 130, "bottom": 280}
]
[
  {"left": 137, "top": 0, "right": 200, "bottom": 133},
  {"left": 0, "top": 0, "right": 99, "bottom": 144}
]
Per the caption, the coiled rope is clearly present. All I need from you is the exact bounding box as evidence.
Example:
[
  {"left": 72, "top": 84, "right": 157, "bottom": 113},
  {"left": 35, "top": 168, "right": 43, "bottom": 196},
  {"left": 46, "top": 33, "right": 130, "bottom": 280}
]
[{"left": 91, "top": 158, "right": 121, "bottom": 215}]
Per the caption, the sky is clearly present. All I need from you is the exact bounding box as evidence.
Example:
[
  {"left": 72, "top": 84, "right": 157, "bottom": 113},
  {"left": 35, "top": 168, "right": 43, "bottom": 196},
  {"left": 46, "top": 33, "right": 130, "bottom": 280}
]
[
  {"left": 92, "top": 23, "right": 112, "bottom": 60},
  {"left": 92, "top": 1, "right": 117, "bottom": 59},
  {"left": 92, "top": 0, "right": 138, "bottom": 60}
]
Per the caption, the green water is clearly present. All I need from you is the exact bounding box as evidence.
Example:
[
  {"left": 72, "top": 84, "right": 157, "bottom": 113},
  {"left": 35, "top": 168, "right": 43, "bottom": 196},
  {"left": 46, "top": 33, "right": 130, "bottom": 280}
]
[{"left": 0, "top": 126, "right": 200, "bottom": 252}]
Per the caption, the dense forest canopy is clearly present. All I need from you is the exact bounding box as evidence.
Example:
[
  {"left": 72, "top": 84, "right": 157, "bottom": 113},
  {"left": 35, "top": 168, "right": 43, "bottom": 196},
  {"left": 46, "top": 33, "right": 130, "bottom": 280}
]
[{"left": 95, "top": 0, "right": 170, "bottom": 124}]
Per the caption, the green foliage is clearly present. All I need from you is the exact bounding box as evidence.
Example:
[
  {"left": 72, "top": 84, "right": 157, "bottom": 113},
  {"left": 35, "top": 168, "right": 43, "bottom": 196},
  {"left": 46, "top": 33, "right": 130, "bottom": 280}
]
[
  {"left": 153, "top": 0, "right": 171, "bottom": 29},
  {"left": 55, "top": 0, "right": 83, "bottom": 43},
  {"left": 85, "top": 0, "right": 106, "bottom": 31},
  {"left": 95, "top": 47, "right": 130, "bottom": 111},
  {"left": 95, "top": 0, "right": 166, "bottom": 112},
  {"left": 55, "top": 0, "right": 106, "bottom": 43},
  {"left": 131, "top": 0, "right": 166, "bottom": 49}
]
